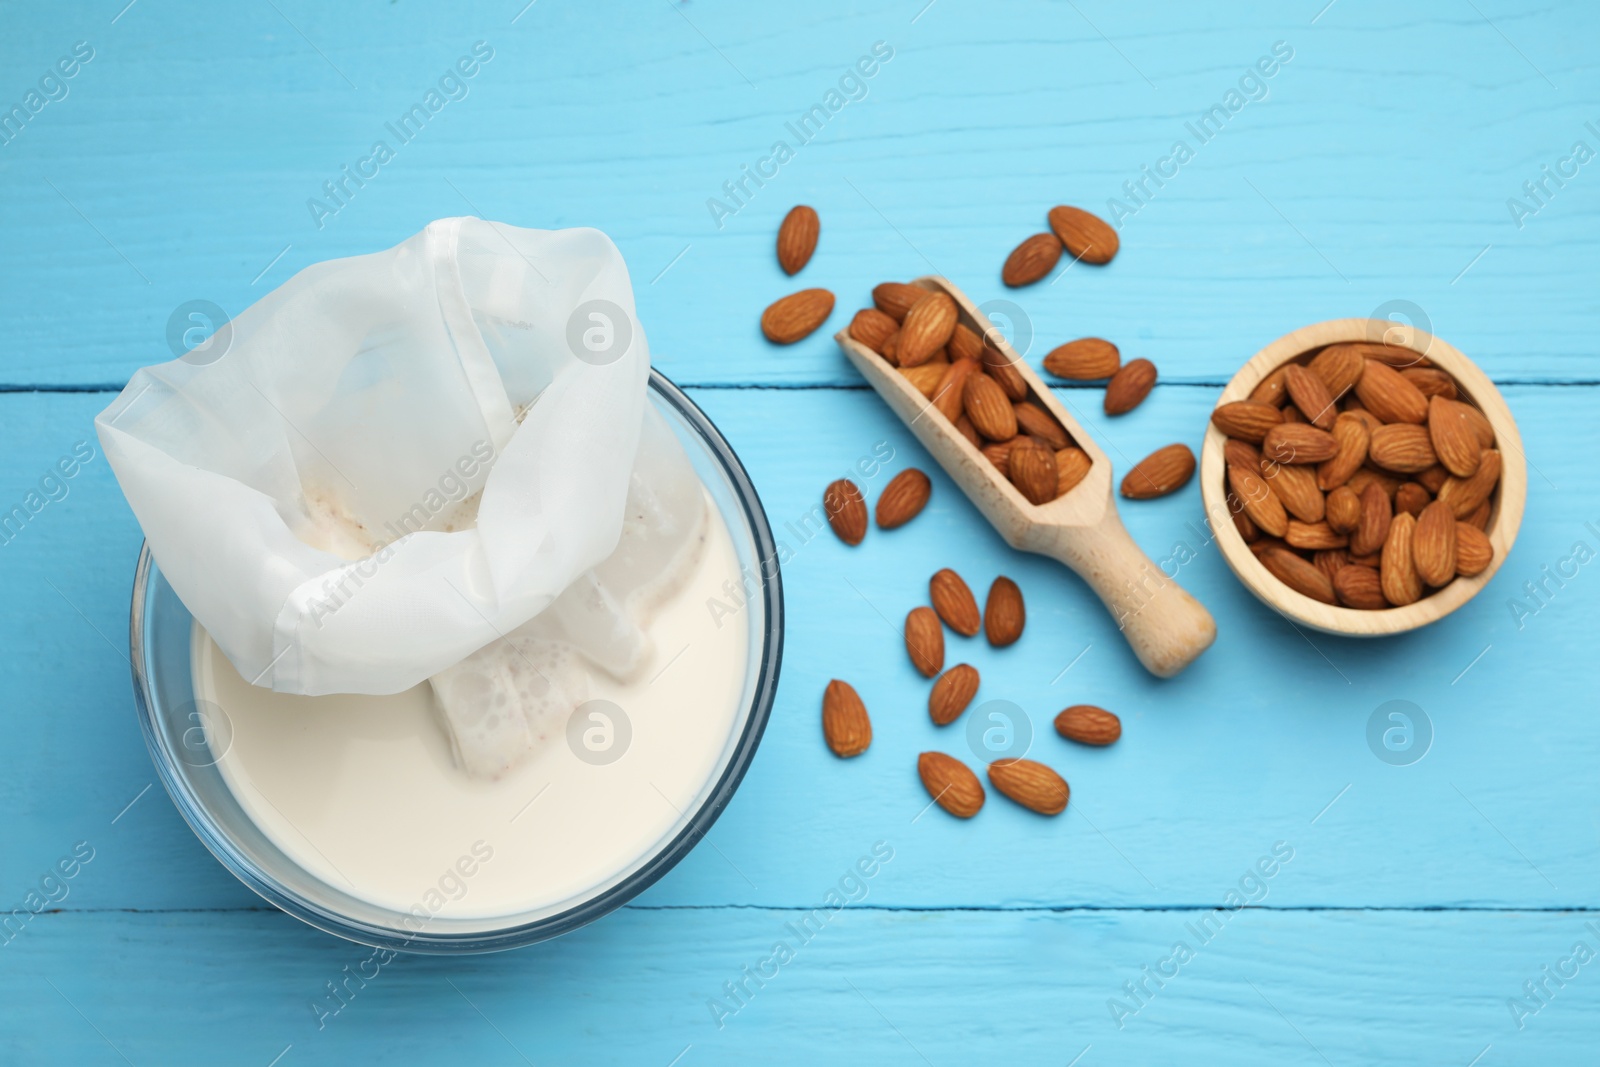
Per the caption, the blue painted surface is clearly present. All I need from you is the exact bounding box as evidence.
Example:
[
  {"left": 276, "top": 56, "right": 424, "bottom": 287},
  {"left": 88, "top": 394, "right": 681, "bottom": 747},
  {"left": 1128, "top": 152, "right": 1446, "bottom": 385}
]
[{"left": 1, "top": 1, "right": 1598, "bottom": 1063}]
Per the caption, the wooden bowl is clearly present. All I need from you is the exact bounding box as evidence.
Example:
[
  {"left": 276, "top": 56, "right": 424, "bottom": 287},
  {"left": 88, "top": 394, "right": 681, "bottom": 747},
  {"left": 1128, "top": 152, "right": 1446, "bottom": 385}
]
[{"left": 1199, "top": 318, "right": 1526, "bottom": 636}]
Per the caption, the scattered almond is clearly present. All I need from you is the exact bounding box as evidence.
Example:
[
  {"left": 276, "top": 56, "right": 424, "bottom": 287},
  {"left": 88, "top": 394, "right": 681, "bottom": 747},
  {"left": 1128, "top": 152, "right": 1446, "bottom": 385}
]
[
  {"left": 822, "top": 680, "right": 871, "bottom": 758},
  {"left": 761, "top": 288, "right": 835, "bottom": 344},
  {"left": 1104, "top": 358, "right": 1156, "bottom": 415},
  {"left": 904, "top": 606, "right": 945, "bottom": 678},
  {"left": 1002, "top": 233, "right": 1062, "bottom": 287},
  {"left": 876, "top": 468, "right": 932, "bottom": 529},
  {"left": 1054, "top": 705, "right": 1121, "bottom": 746},
  {"left": 929, "top": 664, "right": 979, "bottom": 726},
  {"left": 987, "top": 758, "right": 1070, "bottom": 815},
  {"left": 984, "top": 577, "right": 1025, "bottom": 647},
  {"left": 776, "top": 205, "right": 819, "bottom": 275},
  {"left": 917, "top": 752, "right": 985, "bottom": 818},
  {"left": 1122, "top": 444, "right": 1195, "bottom": 499},
  {"left": 1043, "top": 338, "right": 1120, "bottom": 380},
  {"left": 929, "top": 568, "right": 981, "bottom": 637},
  {"left": 823, "top": 479, "right": 867, "bottom": 545},
  {"left": 1047, "top": 205, "right": 1119, "bottom": 264}
]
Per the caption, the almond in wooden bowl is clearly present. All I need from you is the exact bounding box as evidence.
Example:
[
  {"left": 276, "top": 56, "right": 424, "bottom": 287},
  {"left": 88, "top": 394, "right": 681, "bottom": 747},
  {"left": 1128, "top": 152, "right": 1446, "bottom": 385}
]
[{"left": 1200, "top": 319, "right": 1525, "bottom": 636}]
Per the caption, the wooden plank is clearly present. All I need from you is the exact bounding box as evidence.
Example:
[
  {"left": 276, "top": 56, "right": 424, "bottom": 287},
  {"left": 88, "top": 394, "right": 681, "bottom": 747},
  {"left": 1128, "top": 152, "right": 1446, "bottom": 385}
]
[
  {"left": 1, "top": 908, "right": 1595, "bottom": 1064},
  {"left": 0, "top": 3, "right": 1597, "bottom": 386},
  {"left": 1, "top": 384, "right": 1595, "bottom": 914}
]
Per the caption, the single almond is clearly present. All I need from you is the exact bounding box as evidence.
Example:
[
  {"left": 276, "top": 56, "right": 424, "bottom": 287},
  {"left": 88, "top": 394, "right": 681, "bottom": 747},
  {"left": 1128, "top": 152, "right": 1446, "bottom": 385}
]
[
  {"left": 1403, "top": 367, "right": 1458, "bottom": 399},
  {"left": 1054, "top": 705, "right": 1121, "bottom": 746},
  {"left": 1347, "top": 467, "right": 1401, "bottom": 502},
  {"left": 1230, "top": 496, "right": 1260, "bottom": 542},
  {"left": 1308, "top": 345, "right": 1365, "bottom": 400},
  {"left": 954, "top": 414, "right": 982, "bottom": 450},
  {"left": 929, "top": 664, "right": 980, "bottom": 726},
  {"left": 1262, "top": 423, "right": 1340, "bottom": 465},
  {"left": 1251, "top": 365, "right": 1291, "bottom": 407},
  {"left": 761, "top": 288, "right": 834, "bottom": 344},
  {"left": 1211, "top": 401, "right": 1284, "bottom": 443},
  {"left": 1316, "top": 413, "right": 1371, "bottom": 490},
  {"left": 1333, "top": 564, "right": 1387, "bottom": 609},
  {"left": 876, "top": 468, "right": 932, "bottom": 529},
  {"left": 1014, "top": 402, "right": 1070, "bottom": 450},
  {"left": 1104, "top": 358, "right": 1156, "bottom": 415},
  {"left": 964, "top": 372, "right": 1019, "bottom": 441},
  {"left": 1286, "top": 520, "right": 1348, "bottom": 551},
  {"left": 1394, "top": 482, "right": 1430, "bottom": 518},
  {"left": 1350, "top": 481, "right": 1393, "bottom": 558},
  {"left": 1368, "top": 423, "right": 1438, "bottom": 473},
  {"left": 1325, "top": 341, "right": 1428, "bottom": 369},
  {"left": 1436, "top": 449, "right": 1501, "bottom": 519},
  {"left": 980, "top": 344, "right": 1030, "bottom": 400},
  {"left": 848, "top": 307, "right": 898, "bottom": 354},
  {"left": 880, "top": 329, "right": 901, "bottom": 365},
  {"left": 872, "top": 282, "right": 923, "bottom": 322},
  {"left": 1455, "top": 522, "right": 1494, "bottom": 577},
  {"left": 1055, "top": 447, "right": 1093, "bottom": 498},
  {"left": 1121, "top": 443, "right": 1195, "bottom": 499},
  {"left": 1381, "top": 511, "right": 1423, "bottom": 606},
  {"left": 1428, "top": 396, "right": 1482, "bottom": 478},
  {"left": 1258, "top": 545, "right": 1337, "bottom": 605},
  {"left": 1002, "top": 233, "right": 1062, "bottom": 287},
  {"left": 1008, "top": 438, "right": 1059, "bottom": 505},
  {"left": 984, "top": 577, "right": 1025, "bottom": 647},
  {"left": 1326, "top": 485, "right": 1361, "bottom": 533},
  {"left": 897, "top": 291, "right": 958, "bottom": 367},
  {"left": 1228, "top": 463, "right": 1288, "bottom": 538},
  {"left": 1043, "top": 337, "right": 1120, "bottom": 380},
  {"left": 987, "top": 758, "right": 1070, "bottom": 815},
  {"left": 931, "top": 358, "right": 981, "bottom": 424},
  {"left": 776, "top": 205, "right": 819, "bottom": 275},
  {"left": 1466, "top": 500, "right": 1492, "bottom": 530},
  {"left": 1460, "top": 404, "right": 1495, "bottom": 448},
  {"left": 982, "top": 439, "right": 1019, "bottom": 471},
  {"left": 917, "top": 752, "right": 985, "bottom": 818},
  {"left": 1314, "top": 549, "right": 1350, "bottom": 582},
  {"left": 938, "top": 321, "right": 981, "bottom": 361},
  {"left": 1047, "top": 205, "right": 1119, "bottom": 264},
  {"left": 1284, "top": 364, "right": 1337, "bottom": 430},
  {"left": 822, "top": 679, "right": 871, "bottom": 757},
  {"left": 1259, "top": 458, "right": 1325, "bottom": 523},
  {"left": 1225, "top": 439, "right": 1262, "bottom": 471},
  {"left": 1413, "top": 499, "right": 1457, "bottom": 587},
  {"left": 822, "top": 479, "right": 867, "bottom": 546},
  {"left": 905, "top": 606, "right": 945, "bottom": 678},
  {"left": 1355, "top": 360, "right": 1430, "bottom": 424},
  {"left": 930, "top": 568, "right": 981, "bottom": 637},
  {"left": 900, "top": 362, "right": 946, "bottom": 398}
]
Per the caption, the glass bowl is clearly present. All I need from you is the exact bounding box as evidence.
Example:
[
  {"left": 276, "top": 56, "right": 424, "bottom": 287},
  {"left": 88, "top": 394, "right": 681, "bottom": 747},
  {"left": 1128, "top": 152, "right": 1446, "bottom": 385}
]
[{"left": 128, "top": 370, "right": 782, "bottom": 953}]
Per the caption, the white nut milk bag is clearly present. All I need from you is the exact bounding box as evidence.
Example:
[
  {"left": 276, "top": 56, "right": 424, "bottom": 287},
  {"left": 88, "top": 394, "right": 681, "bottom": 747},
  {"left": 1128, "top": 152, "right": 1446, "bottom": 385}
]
[{"left": 98, "top": 218, "right": 709, "bottom": 777}]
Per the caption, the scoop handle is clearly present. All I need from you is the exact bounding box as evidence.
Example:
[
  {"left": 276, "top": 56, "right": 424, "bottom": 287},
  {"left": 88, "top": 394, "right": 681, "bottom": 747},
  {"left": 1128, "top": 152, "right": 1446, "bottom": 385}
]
[{"left": 1033, "top": 509, "right": 1217, "bottom": 678}]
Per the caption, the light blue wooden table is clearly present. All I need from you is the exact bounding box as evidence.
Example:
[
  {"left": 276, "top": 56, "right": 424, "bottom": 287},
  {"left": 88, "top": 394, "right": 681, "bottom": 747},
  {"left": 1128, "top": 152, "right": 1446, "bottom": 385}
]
[{"left": 3, "top": 1, "right": 1597, "bottom": 1062}]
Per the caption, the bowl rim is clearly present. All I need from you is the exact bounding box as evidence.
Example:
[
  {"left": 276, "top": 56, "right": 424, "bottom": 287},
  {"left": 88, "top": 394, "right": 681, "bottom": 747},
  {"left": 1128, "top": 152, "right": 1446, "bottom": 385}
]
[
  {"left": 1198, "top": 318, "right": 1527, "bottom": 636},
  {"left": 127, "top": 368, "right": 784, "bottom": 953}
]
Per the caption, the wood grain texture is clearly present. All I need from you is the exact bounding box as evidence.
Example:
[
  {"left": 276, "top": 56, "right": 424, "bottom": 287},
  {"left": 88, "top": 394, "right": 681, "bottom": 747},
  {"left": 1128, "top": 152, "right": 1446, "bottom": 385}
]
[{"left": 2, "top": 0, "right": 1598, "bottom": 1061}]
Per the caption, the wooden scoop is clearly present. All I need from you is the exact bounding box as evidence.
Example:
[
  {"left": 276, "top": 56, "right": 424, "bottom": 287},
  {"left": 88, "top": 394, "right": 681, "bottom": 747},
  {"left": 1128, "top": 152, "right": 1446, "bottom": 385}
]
[{"left": 835, "top": 276, "right": 1216, "bottom": 678}]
